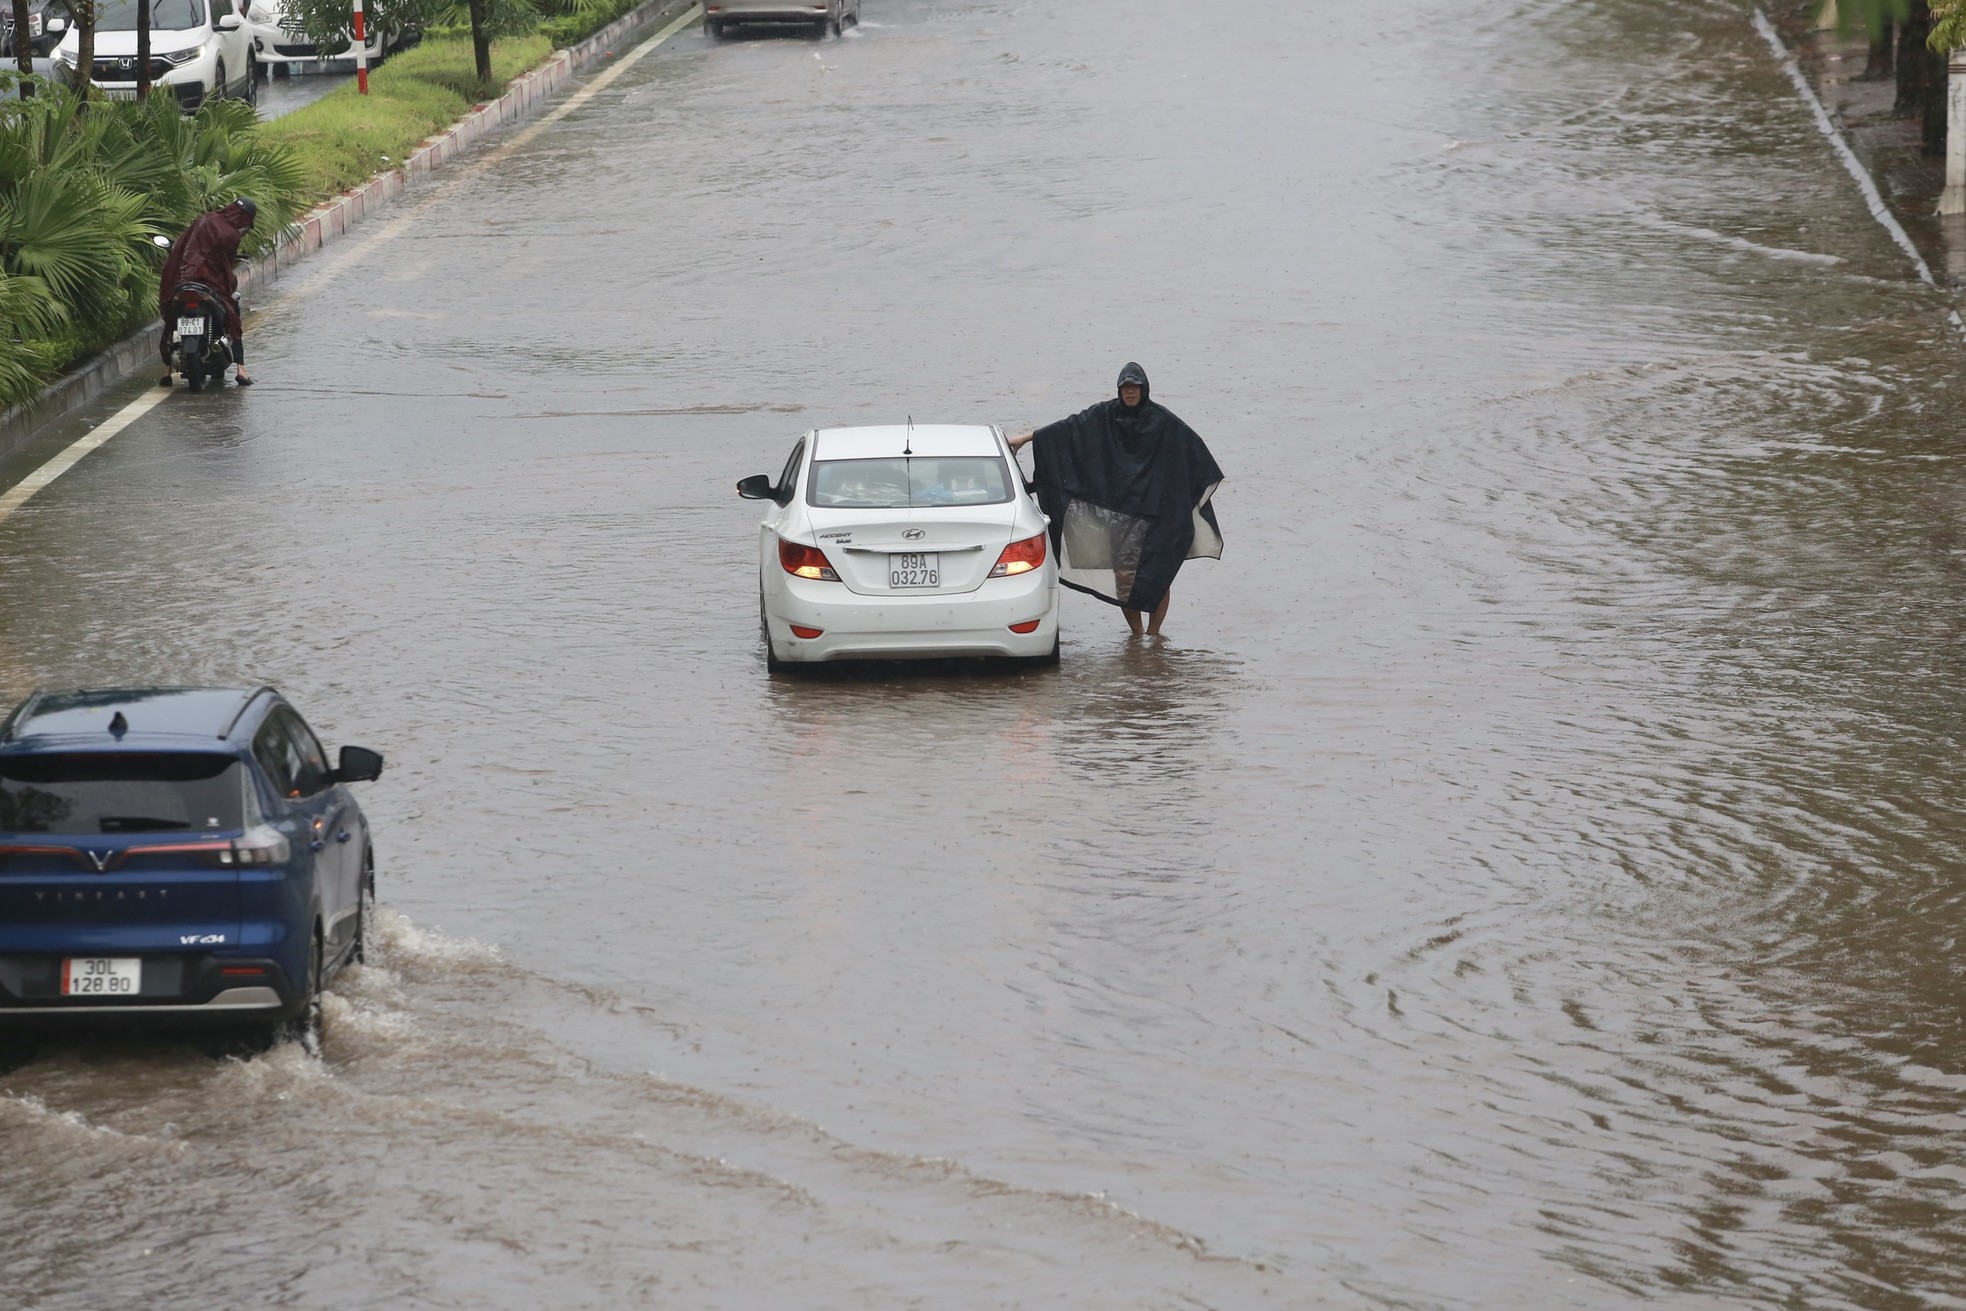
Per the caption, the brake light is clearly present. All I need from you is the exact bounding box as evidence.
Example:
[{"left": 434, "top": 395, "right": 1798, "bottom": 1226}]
[
  {"left": 218, "top": 826, "right": 291, "bottom": 867},
  {"left": 790, "top": 625, "right": 824, "bottom": 639},
  {"left": 989, "top": 532, "right": 1047, "bottom": 578},
  {"left": 779, "top": 537, "right": 840, "bottom": 581},
  {"left": 1008, "top": 619, "right": 1042, "bottom": 633},
  {"left": 220, "top": 966, "right": 268, "bottom": 976}
]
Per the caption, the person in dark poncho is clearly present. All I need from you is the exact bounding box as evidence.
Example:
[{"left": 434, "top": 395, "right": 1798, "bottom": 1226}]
[
  {"left": 1008, "top": 362, "right": 1223, "bottom": 638},
  {"left": 158, "top": 198, "right": 258, "bottom": 387}
]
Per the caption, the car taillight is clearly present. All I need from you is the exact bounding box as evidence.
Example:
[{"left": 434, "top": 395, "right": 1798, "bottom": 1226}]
[
  {"left": 218, "top": 827, "right": 291, "bottom": 867},
  {"left": 989, "top": 532, "right": 1047, "bottom": 578},
  {"left": 779, "top": 537, "right": 839, "bottom": 581}
]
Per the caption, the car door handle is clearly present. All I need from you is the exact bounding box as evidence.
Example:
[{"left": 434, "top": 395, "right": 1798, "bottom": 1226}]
[
  {"left": 336, "top": 830, "right": 351, "bottom": 844},
  {"left": 310, "top": 838, "right": 326, "bottom": 851}
]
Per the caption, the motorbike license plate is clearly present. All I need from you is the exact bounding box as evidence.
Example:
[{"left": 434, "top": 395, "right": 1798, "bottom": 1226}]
[
  {"left": 62, "top": 957, "right": 141, "bottom": 996},
  {"left": 889, "top": 552, "right": 939, "bottom": 588},
  {"left": 176, "top": 317, "right": 204, "bottom": 337}
]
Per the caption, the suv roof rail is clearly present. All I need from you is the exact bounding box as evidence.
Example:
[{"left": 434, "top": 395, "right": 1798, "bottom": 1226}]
[
  {"left": 218, "top": 686, "right": 279, "bottom": 741},
  {"left": 0, "top": 689, "right": 45, "bottom": 744}
]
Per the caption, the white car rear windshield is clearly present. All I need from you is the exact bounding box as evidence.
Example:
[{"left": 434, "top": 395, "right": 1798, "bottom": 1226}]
[
  {"left": 0, "top": 753, "right": 245, "bottom": 834},
  {"left": 808, "top": 457, "right": 1014, "bottom": 510}
]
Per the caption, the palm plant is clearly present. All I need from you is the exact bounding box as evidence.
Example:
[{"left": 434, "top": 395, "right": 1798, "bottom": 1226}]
[{"left": 0, "top": 84, "right": 307, "bottom": 409}]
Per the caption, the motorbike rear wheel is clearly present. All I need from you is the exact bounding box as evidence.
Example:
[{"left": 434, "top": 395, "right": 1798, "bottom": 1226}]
[{"left": 183, "top": 352, "right": 206, "bottom": 393}]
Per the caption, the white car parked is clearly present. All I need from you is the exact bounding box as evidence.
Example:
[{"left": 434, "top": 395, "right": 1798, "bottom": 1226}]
[
  {"left": 739, "top": 425, "right": 1061, "bottom": 667},
  {"left": 52, "top": 0, "right": 254, "bottom": 110},
  {"left": 246, "top": 0, "right": 390, "bottom": 74}
]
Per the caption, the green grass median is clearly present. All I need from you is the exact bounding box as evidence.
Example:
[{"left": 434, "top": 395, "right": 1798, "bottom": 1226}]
[{"left": 259, "top": 33, "right": 553, "bottom": 197}]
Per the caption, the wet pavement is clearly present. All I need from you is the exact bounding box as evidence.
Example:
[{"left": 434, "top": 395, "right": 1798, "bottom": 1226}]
[
  {"left": 254, "top": 61, "right": 354, "bottom": 120},
  {"left": 5, "top": 0, "right": 1966, "bottom": 1306}
]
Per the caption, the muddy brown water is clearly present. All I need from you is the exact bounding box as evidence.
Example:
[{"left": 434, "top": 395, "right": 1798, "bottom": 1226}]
[{"left": 4, "top": 1, "right": 1966, "bottom": 1306}]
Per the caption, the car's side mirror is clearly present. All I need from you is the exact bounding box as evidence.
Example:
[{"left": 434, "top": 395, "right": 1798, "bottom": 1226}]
[
  {"left": 333, "top": 745, "right": 384, "bottom": 783},
  {"left": 46, "top": 14, "right": 65, "bottom": 28},
  {"left": 736, "top": 474, "right": 774, "bottom": 500},
  {"left": 216, "top": 12, "right": 242, "bottom": 28}
]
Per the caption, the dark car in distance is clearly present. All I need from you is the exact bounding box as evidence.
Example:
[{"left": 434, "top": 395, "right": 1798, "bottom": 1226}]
[
  {"left": 1, "top": 0, "right": 76, "bottom": 57},
  {"left": 0, "top": 687, "right": 383, "bottom": 1048}
]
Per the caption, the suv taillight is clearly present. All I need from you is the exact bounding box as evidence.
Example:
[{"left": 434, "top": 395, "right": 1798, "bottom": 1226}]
[
  {"left": 989, "top": 532, "right": 1047, "bottom": 578},
  {"left": 779, "top": 537, "right": 840, "bottom": 581},
  {"left": 218, "top": 826, "right": 291, "bottom": 867}
]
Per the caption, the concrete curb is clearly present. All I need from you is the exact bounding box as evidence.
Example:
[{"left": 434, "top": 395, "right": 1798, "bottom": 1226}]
[{"left": 0, "top": 0, "right": 698, "bottom": 462}]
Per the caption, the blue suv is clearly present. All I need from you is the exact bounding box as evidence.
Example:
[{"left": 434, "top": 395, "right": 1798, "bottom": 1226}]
[{"left": 0, "top": 687, "right": 383, "bottom": 1046}]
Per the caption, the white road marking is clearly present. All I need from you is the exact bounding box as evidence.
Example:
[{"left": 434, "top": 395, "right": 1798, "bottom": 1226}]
[
  {"left": 0, "top": 385, "right": 171, "bottom": 525},
  {"left": 0, "top": 3, "right": 703, "bottom": 523},
  {"left": 1752, "top": 8, "right": 1938, "bottom": 288}
]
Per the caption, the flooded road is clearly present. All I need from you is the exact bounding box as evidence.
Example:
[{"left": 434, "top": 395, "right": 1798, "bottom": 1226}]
[{"left": 6, "top": 0, "right": 1966, "bottom": 1305}]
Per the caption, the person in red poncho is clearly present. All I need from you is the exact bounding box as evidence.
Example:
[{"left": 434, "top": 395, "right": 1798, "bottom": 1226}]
[{"left": 159, "top": 197, "right": 257, "bottom": 387}]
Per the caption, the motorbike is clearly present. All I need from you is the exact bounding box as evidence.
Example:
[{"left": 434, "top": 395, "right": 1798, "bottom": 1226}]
[{"left": 163, "top": 280, "right": 236, "bottom": 392}]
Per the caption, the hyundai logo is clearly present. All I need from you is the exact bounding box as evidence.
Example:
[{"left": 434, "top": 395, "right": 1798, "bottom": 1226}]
[{"left": 902, "top": 528, "right": 926, "bottom": 541}]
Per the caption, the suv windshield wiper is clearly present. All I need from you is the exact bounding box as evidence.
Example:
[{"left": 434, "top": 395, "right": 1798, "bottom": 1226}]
[{"left": 96, "top": 816, "right": 192, "bottom": 833}]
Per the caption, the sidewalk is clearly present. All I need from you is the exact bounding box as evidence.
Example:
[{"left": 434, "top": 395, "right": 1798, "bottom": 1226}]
[{"left": 1765, "top": 0, "right": 1964, "bottom": 285}]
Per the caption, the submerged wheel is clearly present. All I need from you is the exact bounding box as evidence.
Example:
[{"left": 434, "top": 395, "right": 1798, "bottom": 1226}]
[
  {"left": 183, "top": 353, "right": 206, "bottom": 392},
  {"left": 280, "top": 932, "right": 323, "bottom": 1053},
  {"left": 351, "top": 859, "right": 377, "bottom": 965},
  {"left": 704, "top": 16, "right": 721, "bottom": 37},
  {"left": 760, "top": 596, "right": 784, "bottom": 672}
]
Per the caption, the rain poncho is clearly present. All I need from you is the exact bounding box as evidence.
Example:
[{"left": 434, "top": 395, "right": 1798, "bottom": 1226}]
[
  {"left": 1028, "top": 362, "right": 1224, "bottom": 612},
  {"left": 159, "top": 201, "right": 255, "bottom": 361}
]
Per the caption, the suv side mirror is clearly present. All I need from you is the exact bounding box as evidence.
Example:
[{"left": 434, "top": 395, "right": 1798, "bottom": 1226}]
[
  {"left": 46, "top": 13, "right": 66, "bottom": 28},
  {"left": 216, "top": 12, "right": 242, "bottom": 27},
  {"left": 736, "top": 474, "right": 774, "bottom": 500},
  {"left": 334, "top": 745, "right": 384, "bottom": 783}
]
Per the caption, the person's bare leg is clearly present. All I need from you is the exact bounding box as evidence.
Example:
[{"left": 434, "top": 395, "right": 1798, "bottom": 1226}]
[
  {"left": 1122, "top": 606, "right": 1146, "bottom": 638},
  {"left": 1145, "top": 588, "right": 1170, "bottom": 636}
]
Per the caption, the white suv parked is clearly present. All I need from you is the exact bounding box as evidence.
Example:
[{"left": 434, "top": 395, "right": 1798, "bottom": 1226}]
[{"left": 52, "top": 0, "right": 255, "bottom": 112}]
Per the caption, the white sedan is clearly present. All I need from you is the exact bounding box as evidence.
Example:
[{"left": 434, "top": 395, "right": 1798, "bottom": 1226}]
[
  {"left": 246, "top": 0, "right": 389, "bottom": 73},
  {"left": 738, "top": 425, "right": 1060, "bottom": 667}
]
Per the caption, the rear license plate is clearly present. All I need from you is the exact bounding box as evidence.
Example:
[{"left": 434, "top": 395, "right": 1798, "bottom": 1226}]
[
  {"left": 889, "top": 552, "right": 939, "bottom": 588},
  {"left": 62, "top": 957, "right": 141, "bottom": 996},
  {"left": 176, "top": 317, "right": 204, "bottom": 336}
]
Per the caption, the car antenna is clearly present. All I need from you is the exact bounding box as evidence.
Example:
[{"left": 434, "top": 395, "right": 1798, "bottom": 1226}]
[
  {"left": 109, "top": 712, "right": 128, "bottom": 738},
  {"left": 904, "top": 416, "right": 913, "bottom": 457}
]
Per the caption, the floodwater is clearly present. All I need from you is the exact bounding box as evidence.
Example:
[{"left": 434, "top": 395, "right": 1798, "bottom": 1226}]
[{"left": 5, "top": 0, "right": 1966, "bottom": 1305}]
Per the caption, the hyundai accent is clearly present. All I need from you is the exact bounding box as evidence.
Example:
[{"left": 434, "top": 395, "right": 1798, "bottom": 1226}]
[{"left": 738, "top": 424, "right": 1060, "bottom": 667}]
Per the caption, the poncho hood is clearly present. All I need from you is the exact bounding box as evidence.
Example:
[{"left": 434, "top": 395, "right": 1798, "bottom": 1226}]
[{"left": 1029, "top": 366, "right": 1223, "bottom": 612}]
